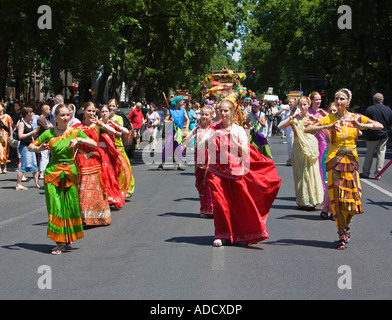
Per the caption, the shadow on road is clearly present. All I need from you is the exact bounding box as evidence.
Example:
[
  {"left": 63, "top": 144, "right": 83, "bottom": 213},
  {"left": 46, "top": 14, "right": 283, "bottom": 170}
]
[
  {"left": 2, "top": 243, "right": 56, "bottom": 254},
  {"left": 276, "top": 214, "right": 323, "bottom": 221},
  {"left": 165, "top": 235, "right": 213, "bottom": 246},
  {"left": 265, "top": 238, "right": 335, "bottom": 249},
  {"left": 158, "top": 212, "right": 201, "bottom": 219}
]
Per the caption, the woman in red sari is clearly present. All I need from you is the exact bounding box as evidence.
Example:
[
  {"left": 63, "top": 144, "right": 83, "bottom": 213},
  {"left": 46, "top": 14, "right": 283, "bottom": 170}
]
[
  {"left": 200, "top": 98, "right": 281, "bottom": 247},
  {"left": 99, "top": 105, "right": 132, "bottom": 207},
  {"left": 182, "top": 105, "right": 214, "bottom": 218},
  {"left": 72, "top": 102, "right": 117, "bottom": 226}
]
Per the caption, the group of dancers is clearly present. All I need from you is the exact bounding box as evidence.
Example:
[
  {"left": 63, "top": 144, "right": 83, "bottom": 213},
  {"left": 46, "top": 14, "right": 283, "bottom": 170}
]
[
  {"left": 29, "top": 101, "right": 135, "bottom": 254},
  {"left": 29, "top": 87, "right": 384, "bottom": 254},
  {"left": 181, "top": 89, "right": 383, "bottom": 250}
]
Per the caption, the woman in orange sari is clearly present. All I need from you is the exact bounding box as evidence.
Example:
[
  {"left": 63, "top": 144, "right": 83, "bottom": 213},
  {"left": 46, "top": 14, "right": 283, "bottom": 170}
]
[
  {"left": 72, "top": 102, "right": 117, "bottom": 226},
  {"left": 0, "top": 102, "right": 13, "bottom": 173}
]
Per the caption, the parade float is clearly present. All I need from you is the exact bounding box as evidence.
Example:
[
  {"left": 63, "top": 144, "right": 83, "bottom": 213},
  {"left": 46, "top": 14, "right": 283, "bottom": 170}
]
[{"left": 201, "top": 67, "right": 256, "bottom": 126}]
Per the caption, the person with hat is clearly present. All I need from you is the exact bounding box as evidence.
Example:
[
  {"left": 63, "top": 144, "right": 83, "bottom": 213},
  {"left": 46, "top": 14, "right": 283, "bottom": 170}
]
[
  {"left": 245, "top": 101, "right": 272, "bottom": 158},
  {"left": 158, "top": 97, "right": 189, "bottom": 171}
]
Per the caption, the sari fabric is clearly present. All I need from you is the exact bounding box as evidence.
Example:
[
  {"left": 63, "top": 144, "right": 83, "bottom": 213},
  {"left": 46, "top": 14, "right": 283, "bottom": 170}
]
[
  {"left": 308, "top": 109, "right": 327, "bottom": 189},
  {"left": 33, "top": 128, "right": 87, "bottom": 243},
  {"left": 99, "top": 121, "right": 132, "bottom": 205},
  {"left": 194, "top": 126, "right": 214, "bottom": 216},
  {"left": 318, "top": 113, "right": 370, "bottom": 232},
  {"left": 0, "top": 114, "right": 13, "bottom": 164},
  {"left": 290, "top": 117, "right": 324, "bottom": 207},
  {"left": 111, "top": 115, "right": 135, "bottom": 198},
  {"left": 206, "top": 123, "right": 281, "bottom": 245},
  {"left": 72, "top": 123, "right": 111, "bottom": 226},
  {"left": 248, "top": 111, "right": 273, "bottom": 159}
]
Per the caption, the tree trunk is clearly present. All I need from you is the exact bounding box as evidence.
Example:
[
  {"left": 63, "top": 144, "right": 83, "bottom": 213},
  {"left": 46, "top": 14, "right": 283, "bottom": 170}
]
[
  {"left": 128, "top": 39, "right": 152, "bottom": 100},
  {"left": 78, "top": 76, "right": 92, "bottom": 106},
  {"left": 96, "top": 69, "right": 110, "bottom": 104},
  {"left": 0, "top": 42, "right": 9, "bottom": 101}
]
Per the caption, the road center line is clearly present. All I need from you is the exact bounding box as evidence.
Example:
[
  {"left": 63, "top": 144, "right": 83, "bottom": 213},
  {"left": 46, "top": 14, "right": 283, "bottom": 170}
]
[
  {"left": 212, "top": 247, "right": 225, "bottom": 271},
  {"left": 361, "top": 179, "right": 392, "bottom": 198},
  {"left": 0, "top": 207, "right": 44, "bottom": 229}
]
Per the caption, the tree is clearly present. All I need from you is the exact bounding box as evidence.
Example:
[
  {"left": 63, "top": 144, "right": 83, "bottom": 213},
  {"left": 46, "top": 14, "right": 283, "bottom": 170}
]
[{"left": 241, "top": 0, "right": 392, "bottom": 106}]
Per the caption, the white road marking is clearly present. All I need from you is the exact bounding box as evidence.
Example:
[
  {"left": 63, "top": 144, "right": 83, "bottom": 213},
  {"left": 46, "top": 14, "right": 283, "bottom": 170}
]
[
  {"left": 361, "top": 179, "right": 392, "bottom": 198},
  {"left": 0, "top": 207, "right": 44, "bottom": 228},
  {"left": 212, "top": 246, "right": 225, "bottom": 270}
]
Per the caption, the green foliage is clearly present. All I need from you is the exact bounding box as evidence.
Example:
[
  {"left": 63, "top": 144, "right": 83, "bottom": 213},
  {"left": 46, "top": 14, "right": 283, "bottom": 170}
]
[
  {"left": 0, "top": 0, "right": 247, "bottom": 103},
  {"left": 241, "top": 0, "right": 392, "bottom": 106}
]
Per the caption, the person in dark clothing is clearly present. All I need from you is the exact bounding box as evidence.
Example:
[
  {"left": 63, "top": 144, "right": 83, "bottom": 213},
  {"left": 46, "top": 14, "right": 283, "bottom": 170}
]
[{"left": 360, "top": 93, "right": 392, "bottom": 179}]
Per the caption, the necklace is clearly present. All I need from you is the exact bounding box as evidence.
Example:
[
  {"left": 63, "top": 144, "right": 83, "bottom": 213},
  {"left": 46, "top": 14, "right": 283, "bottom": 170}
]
[
  {"left": 335, "top": 114, "right": 350, "bottom": 141},
  {"left": 336, "top": 112, "right": 351, "bottom": 121}
]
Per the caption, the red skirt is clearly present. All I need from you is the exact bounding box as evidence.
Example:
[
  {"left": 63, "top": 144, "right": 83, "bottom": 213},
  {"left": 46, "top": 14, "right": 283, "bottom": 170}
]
[
  {"left": 195, "top": 166, "right": 213, "bottom": 216},
  {"left": 207, "top": 145, "right": 281, "bottom": 244}
]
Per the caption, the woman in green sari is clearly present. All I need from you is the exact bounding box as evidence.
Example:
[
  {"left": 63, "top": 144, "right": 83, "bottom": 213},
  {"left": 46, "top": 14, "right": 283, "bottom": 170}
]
[{"left": 29, "top": 104, "right": 97, "bottom": 255}]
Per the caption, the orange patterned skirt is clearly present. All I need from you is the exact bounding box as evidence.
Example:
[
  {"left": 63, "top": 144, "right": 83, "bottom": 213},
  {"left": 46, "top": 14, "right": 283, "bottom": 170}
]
[{"left": 78, "top": 171, "right": 111, "bottom": 226}]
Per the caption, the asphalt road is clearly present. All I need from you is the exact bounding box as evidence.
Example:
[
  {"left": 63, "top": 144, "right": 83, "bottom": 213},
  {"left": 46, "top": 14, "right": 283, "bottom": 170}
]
[{"left": 1, "top": 134, "right": 392, "bottom": 301}]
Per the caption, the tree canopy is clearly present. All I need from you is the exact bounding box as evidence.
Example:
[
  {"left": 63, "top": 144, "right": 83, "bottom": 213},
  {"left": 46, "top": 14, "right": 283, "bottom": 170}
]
[
  {"left": 2, "top": 1, "right": 391, "bottom": 107},
  {"left": 0, "top": 0, "right": 247, "bottom": 104},
  {"left": 240, "top": 0, "right": 392, "bottom": 107}
]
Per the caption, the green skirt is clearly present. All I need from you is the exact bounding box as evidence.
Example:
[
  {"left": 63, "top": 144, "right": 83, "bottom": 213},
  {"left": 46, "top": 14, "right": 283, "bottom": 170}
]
[{"left": 45, "top": 177, "right": 84, "bottom": 244}]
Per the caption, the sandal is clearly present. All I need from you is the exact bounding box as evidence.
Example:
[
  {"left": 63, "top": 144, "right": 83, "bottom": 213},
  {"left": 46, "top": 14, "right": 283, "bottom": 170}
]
[
  {"left": 320, "top": 211, "right": 329, "bottom": 220},
  {"left": 337, "top": 239, "right": 346, "bottom": 250},
  {"left": 51, "top": 245, "right": 65, "bottom": 255},
  {"left": 345, "top": 227, "right": 351, "bottom": 242},
  {"left": 213, "top": 239, "right": 223, "bottom": 247},
  {"left": 15, "top": 186, "right": 28, "bottom": 191}
]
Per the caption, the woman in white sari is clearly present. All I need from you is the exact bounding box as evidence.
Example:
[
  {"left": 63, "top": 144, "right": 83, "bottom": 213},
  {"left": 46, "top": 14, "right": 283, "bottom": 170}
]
[{"left": 279, "top": 96, "right": 324, "bottom": 210}]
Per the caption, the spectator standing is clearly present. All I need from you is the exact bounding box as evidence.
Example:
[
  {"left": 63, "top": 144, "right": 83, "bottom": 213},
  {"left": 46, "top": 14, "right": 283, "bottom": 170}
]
[
  {"left": 128, "top": 102, "right": 145, "bottom": 150},
  {"left": 264, "top": 101, "right": 275, "bottom": 138},
  {"left": 144, "top": 103, "right": 160, "bottom": 151},
  {"left": 278, "top": 98, "right": 296, "bottom": 166},
  {"left": 360, "top": 93, "right": 392, "bottom": 179},
  {"left": 10, "top": 101, "right": 22, "bottom": 127},
  {"left": 15, "top": 107, "right": 40, "bottom": 190},
  {"left": 36, "top": 104, "right": 53, "bottom": 179}
]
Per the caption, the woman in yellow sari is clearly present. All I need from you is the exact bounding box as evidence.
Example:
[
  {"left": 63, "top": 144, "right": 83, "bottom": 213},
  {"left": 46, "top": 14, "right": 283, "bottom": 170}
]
[{"left": 305, "top": 89, "right": 383, "bottom": 249}]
